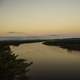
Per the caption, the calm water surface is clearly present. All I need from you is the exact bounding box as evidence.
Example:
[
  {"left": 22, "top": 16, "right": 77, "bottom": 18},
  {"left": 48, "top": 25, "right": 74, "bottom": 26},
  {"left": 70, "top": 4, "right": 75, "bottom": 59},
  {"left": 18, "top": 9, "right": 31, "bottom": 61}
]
[{"left": 11, "top": 43, "right": 80, "bottom": 80}]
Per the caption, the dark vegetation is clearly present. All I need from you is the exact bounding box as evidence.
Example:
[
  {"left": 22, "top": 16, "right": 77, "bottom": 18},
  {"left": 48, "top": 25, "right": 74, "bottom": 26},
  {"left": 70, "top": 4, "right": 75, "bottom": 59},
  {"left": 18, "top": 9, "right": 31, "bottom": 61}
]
[
  {"left": 0, "top": 45, "right": 32, "bottom": 80},
  {"left": 43, "top": 38, "right": 80, "bottom": 51},
  {"left": 0, "top": 39, "right": 46, "bottom": 46}
]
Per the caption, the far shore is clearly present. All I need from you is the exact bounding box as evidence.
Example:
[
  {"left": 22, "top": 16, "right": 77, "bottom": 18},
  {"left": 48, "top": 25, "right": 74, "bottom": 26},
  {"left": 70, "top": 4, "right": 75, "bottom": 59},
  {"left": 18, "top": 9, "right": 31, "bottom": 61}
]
[
  {"left": 43, "top": 38, "right": 80, "bottom": 51},
  {"left": 0, "top": 38, "right": 80, "bottom": 51},
  {"left": 0, "top": 39, "right": 47, "bottom": 46}
]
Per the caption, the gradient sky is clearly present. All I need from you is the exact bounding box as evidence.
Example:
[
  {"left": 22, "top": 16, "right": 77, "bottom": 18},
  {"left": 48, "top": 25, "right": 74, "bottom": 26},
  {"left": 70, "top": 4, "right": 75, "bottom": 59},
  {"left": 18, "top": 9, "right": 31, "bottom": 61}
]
[{"left": 0, "top": 0, "right": 80, "bottom": 35}]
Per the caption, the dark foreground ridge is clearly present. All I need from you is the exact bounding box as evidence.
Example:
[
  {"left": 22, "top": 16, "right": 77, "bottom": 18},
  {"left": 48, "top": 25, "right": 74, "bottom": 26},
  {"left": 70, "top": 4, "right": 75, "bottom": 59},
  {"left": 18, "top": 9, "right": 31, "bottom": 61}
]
[
  {"left": 43, "top": 38, "right": 80, "bottom": 51},
  {"left": 0, "top": 40, "right": 35, "bottom": 80}
]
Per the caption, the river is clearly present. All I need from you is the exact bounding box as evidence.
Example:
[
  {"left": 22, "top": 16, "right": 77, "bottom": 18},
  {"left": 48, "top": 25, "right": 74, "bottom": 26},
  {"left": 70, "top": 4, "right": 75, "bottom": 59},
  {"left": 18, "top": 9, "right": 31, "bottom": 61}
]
[{"left": 11, "top": 43, "right": 80, "bottom": 80}]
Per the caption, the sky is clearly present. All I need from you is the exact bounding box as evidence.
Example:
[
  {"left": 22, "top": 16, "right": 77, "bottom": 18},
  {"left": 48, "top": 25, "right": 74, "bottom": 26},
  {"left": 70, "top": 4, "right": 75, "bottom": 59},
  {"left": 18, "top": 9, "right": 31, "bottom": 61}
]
[{"left": 0, "top": 0, "right": 80, "bottom": 35}]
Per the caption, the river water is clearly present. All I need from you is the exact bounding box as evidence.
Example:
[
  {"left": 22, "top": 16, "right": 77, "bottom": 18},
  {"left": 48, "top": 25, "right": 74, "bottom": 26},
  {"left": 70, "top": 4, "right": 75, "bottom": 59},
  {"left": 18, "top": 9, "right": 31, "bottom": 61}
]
[{"left": 11, "top": 43, "right": 80, "bottom": 80}]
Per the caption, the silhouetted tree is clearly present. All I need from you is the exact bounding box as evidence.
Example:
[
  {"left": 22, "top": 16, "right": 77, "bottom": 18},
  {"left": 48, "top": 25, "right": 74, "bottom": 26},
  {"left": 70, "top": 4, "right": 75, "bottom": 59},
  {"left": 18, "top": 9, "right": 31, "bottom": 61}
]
[{"left": 0, "top": 45, "right": 32, "bottom": 80}]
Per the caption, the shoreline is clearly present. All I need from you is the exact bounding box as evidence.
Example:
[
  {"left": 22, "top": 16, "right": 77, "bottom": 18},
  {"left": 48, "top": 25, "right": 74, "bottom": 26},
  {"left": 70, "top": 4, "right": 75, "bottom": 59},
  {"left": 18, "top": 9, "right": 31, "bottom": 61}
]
[
  {"left": 43, "top": 38, "right": 80, "bottom": 51},
  {"left": 0, "top": 39, "right": 47, "bottom": 46},
  {"left": 0, "top": 38, "right": 80, "bottom": 51}
]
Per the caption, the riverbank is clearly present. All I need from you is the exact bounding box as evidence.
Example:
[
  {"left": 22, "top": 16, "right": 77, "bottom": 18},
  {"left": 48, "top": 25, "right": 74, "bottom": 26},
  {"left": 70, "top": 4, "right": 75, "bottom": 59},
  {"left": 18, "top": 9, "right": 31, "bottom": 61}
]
[
  {"left": 0, "top": 38, "right": 80, "bottom": 51},
  {"left": 43, "top": 38, "right": 80, "bottom": 51},
  {"left": 0, "top": 39, "right": 46, "bottom": 46}
]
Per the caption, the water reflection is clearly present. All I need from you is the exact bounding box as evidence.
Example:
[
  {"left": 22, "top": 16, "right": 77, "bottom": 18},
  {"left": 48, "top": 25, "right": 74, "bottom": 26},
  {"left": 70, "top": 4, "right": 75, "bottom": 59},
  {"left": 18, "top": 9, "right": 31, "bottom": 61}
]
[
  {"left": 12, "top": 43, "right": 80, "bottom": 80},
  {"left": 0, "top": 45, "right": 32, "bottom": 80}
]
